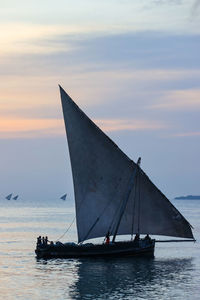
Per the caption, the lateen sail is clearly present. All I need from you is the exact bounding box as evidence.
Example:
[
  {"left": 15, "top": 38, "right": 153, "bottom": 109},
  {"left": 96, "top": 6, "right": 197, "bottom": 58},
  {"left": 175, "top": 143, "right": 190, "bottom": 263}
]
[
  {"left": 60, "top": 194, "right": 67, "bottom": 201},
  {"left": 6, "top": 193, "right": 12, "bottom": 200},
  {"left": 60, "top": 86, "right": 194, "bottom": 243}
]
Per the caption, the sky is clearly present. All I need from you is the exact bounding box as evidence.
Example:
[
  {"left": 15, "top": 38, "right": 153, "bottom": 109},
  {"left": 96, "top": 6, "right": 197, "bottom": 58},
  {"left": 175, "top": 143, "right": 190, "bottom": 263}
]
[{"left": 0, "top": 0, "right": 200, "bottom": 201}]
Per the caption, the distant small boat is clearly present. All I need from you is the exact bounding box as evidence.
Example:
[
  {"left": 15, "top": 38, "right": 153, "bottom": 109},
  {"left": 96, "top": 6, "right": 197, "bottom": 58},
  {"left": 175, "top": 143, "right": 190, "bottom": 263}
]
[
  {"left": 5, "top": 193, "right": 12, "bottom": 200},
  {"left": 175, "top": 195, "right": 200, "bottom": 200},
  {"left": 13, "top": 195, "right": 19, "bottom": 200},
  {"left": 60, "top": 194, "right": 67, "bottom": 201}
]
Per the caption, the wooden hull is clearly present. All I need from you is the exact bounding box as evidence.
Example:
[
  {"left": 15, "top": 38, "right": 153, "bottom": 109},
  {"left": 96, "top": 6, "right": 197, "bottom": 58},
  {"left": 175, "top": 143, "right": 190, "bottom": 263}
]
[{"left": 35, "top": 239, "right": 155, "bottom": 259}]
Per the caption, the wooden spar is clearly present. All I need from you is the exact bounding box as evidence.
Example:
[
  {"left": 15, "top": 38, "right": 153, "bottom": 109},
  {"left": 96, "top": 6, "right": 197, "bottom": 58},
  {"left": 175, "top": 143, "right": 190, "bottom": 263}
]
[
  {"left": 112, "top": 157, "right": 141, "bottom": 243},
  {"left": 155, "top": 239, "right": 196, "bottom": 243}
]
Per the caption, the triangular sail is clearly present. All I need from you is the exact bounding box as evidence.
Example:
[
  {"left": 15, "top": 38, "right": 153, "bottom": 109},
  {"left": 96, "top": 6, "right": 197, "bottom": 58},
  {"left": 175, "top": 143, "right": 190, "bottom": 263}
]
[
  {"left": 6, "top": 193, "right": 12, "bottom": 200},
  {"left": 59, "top": 86, "right": 194, "bottom": 243},
  {"left": 60, "top": 194, "right": 67, "bottom": 201},
  {"left": 116, "top": 168, "right": 194, "bottom": 239},
  {"left": 13, "top": 195, "right": 19, "bottom": 200}
]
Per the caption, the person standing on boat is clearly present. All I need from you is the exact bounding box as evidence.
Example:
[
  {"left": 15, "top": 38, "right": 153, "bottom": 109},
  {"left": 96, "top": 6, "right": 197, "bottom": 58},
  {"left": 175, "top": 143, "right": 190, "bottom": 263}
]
[
  {"left": 105, "top": 232, "right": 110, "bottom": 244},
  {"left": 144, "top": 234, "right": 151, "bottom": 241},
  {"left": 37, "top": 236, "right": 41, "bottom": 246},
  {"left": 134, "top": 233, "right": 140, "bottom": 245},
  {"left": 144, "top": 234, "right": 152, "bottom": 245},
  {"left": 134, "top": 233, "right": 140, "bottom": 241},
  {"left": 45, "top": 236, "right": 48, "bottom": 245}
]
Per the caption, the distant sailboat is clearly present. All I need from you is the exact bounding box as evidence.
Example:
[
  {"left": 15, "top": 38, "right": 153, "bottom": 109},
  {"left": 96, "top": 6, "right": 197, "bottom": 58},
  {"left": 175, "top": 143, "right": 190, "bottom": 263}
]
[
  {"left": 35, "top": 86, "right": 195, "bottom": 259},
  {"left": 13, "top": 195, "right": 19, "bottom": 200},
  {"left": 5, "top": 193, "right": 12, "bottom": 200},
  {"left": 60, "top": 194, "right": 67, "bottom": 201}
]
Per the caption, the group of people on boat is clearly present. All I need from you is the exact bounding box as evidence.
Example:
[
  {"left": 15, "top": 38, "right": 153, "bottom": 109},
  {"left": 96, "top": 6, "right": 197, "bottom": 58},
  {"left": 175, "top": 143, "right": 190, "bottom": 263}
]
[
  {"left": 37, "top": 236, "right": 49, "bottom": 247},
  {"left": 37, "top": 236, "right": 55, "bottom": 248},
  {"left": 37, "top": 233, "right": 152, "bottom": 248},
  {"left": 104, "top": 232, "right": 152, "bottom": 245},
  {"left": 134, "top": 234, "right": 152, "bottom": 242}
]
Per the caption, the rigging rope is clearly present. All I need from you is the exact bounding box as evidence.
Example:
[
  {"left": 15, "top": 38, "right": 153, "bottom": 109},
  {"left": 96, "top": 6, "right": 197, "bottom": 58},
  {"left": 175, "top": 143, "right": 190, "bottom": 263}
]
[
  {"left": 108, "top": 194, "right": 125, "bottom": 235},
  {"left": 82, "top": 194, "right": 119, "bottom": 242},
  {"left": 55, "top": 193, "right": 88, "bottom": 242},
  {"left": 55, "top": 215, "right": 76, "bottom": 242}
]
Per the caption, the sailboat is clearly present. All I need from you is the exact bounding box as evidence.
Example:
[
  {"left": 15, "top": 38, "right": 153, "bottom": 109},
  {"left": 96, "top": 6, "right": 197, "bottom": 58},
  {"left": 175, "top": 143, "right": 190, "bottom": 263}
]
[
  {"left": 5, "top": 193, "right": 12, "bottom": 200},
  {"left": 13, "top": 195, "right": 19, "bottom": 200},
  {"left": 60, "top": 194, "right": 67, "bottom": 201},
  {"left": 35, "top": 86, "right": 195, "bottom": 259}
]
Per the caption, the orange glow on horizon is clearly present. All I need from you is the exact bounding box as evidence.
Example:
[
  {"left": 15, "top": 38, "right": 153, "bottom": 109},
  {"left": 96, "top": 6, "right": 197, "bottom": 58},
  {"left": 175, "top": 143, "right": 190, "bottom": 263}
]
[
  {"left": 95, "top": 119, "right": 166, "bottom": 132},
  {"left": 0, "top": 118, "right": 64, "bottom": 138},
  {"left": 0, "top": 117, "right": 166, "bottom": 139}
]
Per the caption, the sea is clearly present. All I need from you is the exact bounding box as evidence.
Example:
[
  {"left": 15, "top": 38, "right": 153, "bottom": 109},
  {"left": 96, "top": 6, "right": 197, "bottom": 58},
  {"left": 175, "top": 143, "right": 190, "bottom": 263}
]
[{"left": 0, "top": 199, "right": 199, "bottom": 300}]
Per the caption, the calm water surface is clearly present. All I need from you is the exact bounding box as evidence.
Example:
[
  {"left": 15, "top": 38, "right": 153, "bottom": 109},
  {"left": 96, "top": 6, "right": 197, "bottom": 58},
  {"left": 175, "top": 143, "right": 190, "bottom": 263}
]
[{"left": 0, "top": 200, "right": 199, "bottom": 299}]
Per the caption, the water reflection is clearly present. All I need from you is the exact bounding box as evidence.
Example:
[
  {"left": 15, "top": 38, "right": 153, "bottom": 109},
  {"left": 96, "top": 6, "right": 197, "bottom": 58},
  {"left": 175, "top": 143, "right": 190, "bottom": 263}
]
[{"left": 36, "top": 257, "right": 193, "bottom": 300}]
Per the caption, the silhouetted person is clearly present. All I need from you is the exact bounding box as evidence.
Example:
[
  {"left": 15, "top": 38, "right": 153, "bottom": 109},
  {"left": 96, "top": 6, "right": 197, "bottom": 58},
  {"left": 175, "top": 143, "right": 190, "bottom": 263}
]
[
  {"left": 134, "top": 233, "right": 140, "bottom": 241},
  {"left": 134, "top": 234, "right": 140, "bottom": 246},
  {"left": 37, "top": 236, "right": 41, "bottom": 246},
  {"left": 144, "top": 234, "right": 150, "bottom": 240},
  {"left": 144, "top": 234, "right": 151, "bottom": 244},
  {"left": 45, "top": 236, "right": 48, "bottom": 245},
  {"left": 105, "top": 232, "right": 110, "bottom": 244}
]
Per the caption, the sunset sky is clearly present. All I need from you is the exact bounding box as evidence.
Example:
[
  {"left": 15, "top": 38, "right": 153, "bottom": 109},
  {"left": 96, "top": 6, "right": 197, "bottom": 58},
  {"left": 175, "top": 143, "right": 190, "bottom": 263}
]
[{"left": 0, "top": 0, "right": 200, "bottom": 201}]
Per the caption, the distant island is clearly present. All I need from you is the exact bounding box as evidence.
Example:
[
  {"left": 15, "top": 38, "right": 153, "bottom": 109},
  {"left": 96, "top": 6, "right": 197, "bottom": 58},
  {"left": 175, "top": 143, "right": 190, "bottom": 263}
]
[{"left": 174, "top": 195, "right": 200, "bottom": 200}]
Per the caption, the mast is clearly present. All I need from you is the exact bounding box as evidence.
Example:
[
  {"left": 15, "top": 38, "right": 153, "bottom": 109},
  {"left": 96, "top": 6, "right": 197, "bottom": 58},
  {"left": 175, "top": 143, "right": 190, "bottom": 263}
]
[
  {"left": 137, "top": 162, "right": 141, "bottom": 235},
  {"left": 112, "top": 158, "right": 141, "bottom": 243},
  {"left": 131, "top": 179, "right": 137, "bottom": 240}
]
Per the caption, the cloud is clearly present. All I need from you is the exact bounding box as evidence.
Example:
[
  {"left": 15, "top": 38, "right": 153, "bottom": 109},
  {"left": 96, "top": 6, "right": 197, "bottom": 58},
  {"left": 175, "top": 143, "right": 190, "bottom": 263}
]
[
  {"left": 47, "top": 31, "right": 200, "bottom": 71},
  {"left": 0, "top": 23, "right": 91, "bottom": 55},
  {"left": 0, "top": 117, "right": 166, "bottom": 139},
  {"left": 95, "top": 118, "right": 166, "bottom": 132},
  {"left": 149, "top": 89, "right": 200, "bottom": 110},
  {"left": 0, "top": 118, "right": 64, "bottom": 139},
  {"left": 0, "top": 0, "right": 192, "bottom": 34},
  {"left": 0, "top": 30, "right": 199, "bottom": 141},
  {"left": 172, "top": 131, "right": 200, "bottom": 137},
  {"left": 1, "top": 30, "right": 200, "bottom": 77},
  {"left": 1, "top": 68, "right": 198, "bottom": 116}
]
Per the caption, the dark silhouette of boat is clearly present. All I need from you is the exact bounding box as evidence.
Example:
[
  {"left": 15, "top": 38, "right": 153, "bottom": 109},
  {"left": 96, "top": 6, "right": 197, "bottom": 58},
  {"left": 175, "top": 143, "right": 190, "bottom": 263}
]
[
  {"left": 35, "top": 86, "right": 195, "bottom": 259},
  {"left": 60, "top": 194, "right": 67, "bottom": 201},
  {"left": 5, "top": 193, "right": 12, "bottom": 200},
  {"left": 175, "top": 195, "right": 200, "bottom": 200}
]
